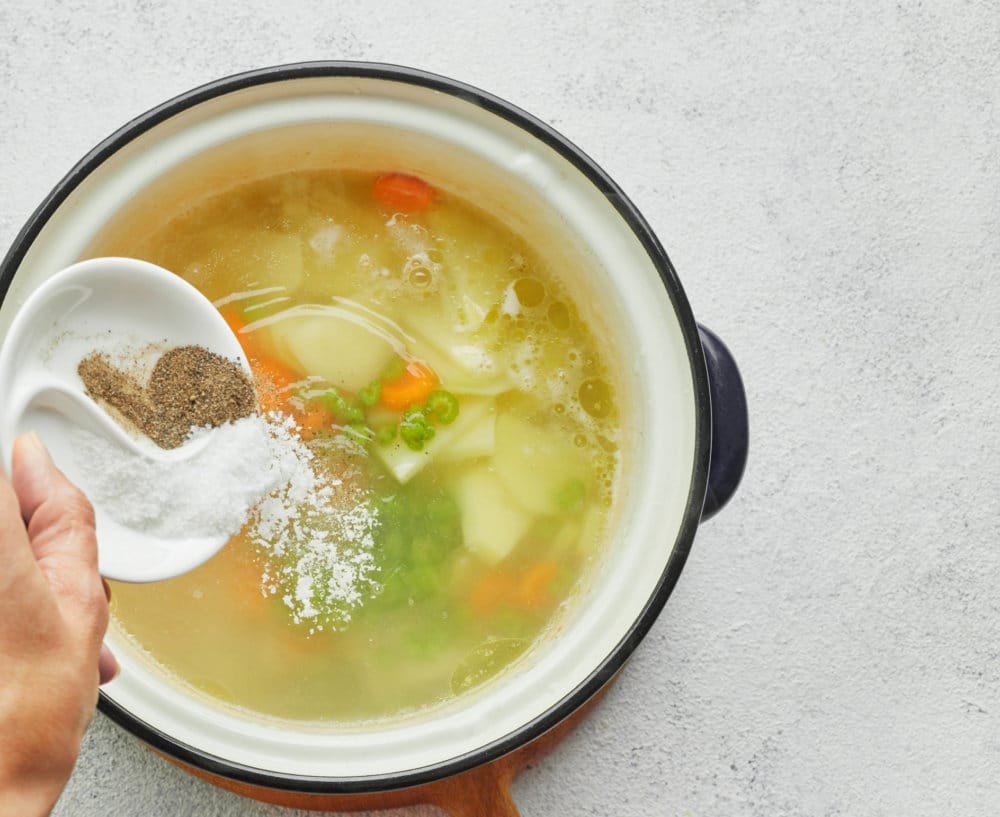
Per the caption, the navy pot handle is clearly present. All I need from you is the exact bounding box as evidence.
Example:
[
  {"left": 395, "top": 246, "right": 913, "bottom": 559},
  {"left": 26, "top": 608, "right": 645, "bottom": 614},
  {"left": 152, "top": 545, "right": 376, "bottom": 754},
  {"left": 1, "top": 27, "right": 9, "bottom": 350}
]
[{"left": 698, "top": 325, "right": 748, "bottom": 520}]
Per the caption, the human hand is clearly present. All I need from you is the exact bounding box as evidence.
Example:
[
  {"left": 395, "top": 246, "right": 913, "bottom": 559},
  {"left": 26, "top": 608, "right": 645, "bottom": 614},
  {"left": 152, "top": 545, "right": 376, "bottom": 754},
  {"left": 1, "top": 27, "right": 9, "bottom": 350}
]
[{"left": 0, "top": 433, "right": 118, "bottom": 817}]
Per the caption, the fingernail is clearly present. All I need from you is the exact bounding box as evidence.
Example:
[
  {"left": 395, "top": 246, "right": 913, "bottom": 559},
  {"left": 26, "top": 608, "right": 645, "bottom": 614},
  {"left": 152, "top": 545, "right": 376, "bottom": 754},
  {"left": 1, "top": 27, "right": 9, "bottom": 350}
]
[
  {"left": 15, "top": 432, "right": 55, "bottom": 492},
  {"left": 20, "top": 431, "right": 52, "bottom": 464}
]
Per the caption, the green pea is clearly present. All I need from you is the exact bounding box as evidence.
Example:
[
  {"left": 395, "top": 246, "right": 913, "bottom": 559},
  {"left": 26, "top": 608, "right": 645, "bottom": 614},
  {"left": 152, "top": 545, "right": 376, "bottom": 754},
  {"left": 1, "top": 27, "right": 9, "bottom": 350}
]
[
  {"left": 424, "top": 389, "right": 459, "bottom": 424},
  {"left": 359, "top": 379, "right": 382, "bottom": 407},
  {"left": 399, "top": 407, "right": 436, "bottom": 451},
  {"left": 320, "top": 389, "right": 364, "bottom": 424}
]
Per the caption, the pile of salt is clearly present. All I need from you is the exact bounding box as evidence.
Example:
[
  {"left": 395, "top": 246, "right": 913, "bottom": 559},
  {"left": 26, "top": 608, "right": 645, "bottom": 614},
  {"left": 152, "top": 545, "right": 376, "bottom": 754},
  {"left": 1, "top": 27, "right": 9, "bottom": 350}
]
[{"left": 72, "top": 412, "right": 381, "bottom": 628}]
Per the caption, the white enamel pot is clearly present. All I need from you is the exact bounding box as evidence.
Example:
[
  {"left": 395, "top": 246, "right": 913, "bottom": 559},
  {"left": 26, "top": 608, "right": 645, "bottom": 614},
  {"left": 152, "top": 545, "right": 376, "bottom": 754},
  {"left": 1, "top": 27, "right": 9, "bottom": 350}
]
[{"left": 0, "top": 63, "right": 748, "bottom": 815}]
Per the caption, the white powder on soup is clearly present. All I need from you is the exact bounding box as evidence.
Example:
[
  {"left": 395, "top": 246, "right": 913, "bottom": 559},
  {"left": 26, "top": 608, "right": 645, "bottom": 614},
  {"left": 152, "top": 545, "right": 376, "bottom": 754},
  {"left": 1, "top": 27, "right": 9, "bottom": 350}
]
[
  {"left": 71, "top": 412, "right": 379, "bottom": 628},
  {"left": 247, "top": 415, "right": 380, "bottom": 631}
]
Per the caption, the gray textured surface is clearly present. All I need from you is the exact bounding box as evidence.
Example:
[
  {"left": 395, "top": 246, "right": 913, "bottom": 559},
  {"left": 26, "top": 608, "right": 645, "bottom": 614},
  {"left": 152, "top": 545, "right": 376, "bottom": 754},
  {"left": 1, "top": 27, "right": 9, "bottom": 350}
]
[{"left": 2, "top": 1, "right": 999, "bottom": 815}]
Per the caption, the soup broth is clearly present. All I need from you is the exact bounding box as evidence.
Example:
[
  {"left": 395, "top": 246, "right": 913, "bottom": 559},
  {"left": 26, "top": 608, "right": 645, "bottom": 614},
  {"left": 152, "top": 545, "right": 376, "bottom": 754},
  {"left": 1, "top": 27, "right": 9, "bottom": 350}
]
[{"left": 91, "top": 136, "right": 621, "bottom": 724}]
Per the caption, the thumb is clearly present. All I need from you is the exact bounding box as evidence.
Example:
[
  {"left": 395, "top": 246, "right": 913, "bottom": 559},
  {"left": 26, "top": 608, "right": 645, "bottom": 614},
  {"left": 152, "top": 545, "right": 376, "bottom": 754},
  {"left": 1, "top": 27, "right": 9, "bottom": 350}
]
[
  {"left": 12, "top": 432, "right": 100, "bottom": 592},
  {"left": 12, "top": 432, "right": 57, "bottom": 526}
]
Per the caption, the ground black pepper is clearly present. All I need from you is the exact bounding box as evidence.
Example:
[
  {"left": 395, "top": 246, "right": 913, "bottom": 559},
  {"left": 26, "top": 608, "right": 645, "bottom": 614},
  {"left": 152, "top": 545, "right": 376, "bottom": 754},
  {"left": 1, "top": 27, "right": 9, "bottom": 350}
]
[{"left": 78, "top": 345, "right": 255, "bottom": 449}]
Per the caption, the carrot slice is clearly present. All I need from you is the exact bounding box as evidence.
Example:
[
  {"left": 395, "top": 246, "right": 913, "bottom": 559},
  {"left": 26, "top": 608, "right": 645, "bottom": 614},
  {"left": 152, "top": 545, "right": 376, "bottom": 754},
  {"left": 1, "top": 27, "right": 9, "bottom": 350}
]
[
  {"left": 373, "top": 173, "right": 435, "bottom": 213},
  {"left": 469, "top": 571, "right": 517, "bottom": 615},
  {"left": 294, "top": 403, "right": 333, "bottom": 441},
  {"left": 221, "top": 310, "right": 295, "bottom": 393},
  {"left": 518, "top": 561, "right": 559, "bottom": 609},
  {"left": 251, "top": 360, "right": 334, "bottom": 437},
  {"left": 221, "top": 309, "right": 246, "bottom": 339},
  {"left": 379, "top": 359, "right": 439, "bottom": 412},
  {"left": 249, "top": 355, "right": 298, "bottom": 399}
]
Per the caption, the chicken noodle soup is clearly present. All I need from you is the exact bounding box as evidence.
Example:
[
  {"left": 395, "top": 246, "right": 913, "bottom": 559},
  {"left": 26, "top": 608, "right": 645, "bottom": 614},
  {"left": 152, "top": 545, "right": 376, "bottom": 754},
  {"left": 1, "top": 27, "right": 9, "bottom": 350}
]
[{"left": 92, "top": 140, "right": 622, "bottom": 723}]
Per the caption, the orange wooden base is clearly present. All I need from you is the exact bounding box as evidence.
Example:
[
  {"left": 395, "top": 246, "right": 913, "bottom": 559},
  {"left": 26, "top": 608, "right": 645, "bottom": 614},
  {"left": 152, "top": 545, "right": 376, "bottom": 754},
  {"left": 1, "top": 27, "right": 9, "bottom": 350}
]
[{"left": 159, "top": 682, "right": 611, "bottom": 816}]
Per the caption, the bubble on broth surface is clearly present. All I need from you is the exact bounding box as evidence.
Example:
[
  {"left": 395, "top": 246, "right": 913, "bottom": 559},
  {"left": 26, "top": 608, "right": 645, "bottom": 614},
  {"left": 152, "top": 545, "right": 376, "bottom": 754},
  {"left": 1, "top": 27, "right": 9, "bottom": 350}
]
[
  {"left": 403, "top": 252, "right": 438, "bottom": 290},
  {"left": 513, "top": 277, "right": 545, "bottom": 308},
  {"left": 578, "top": 378, "right": 613, "bottom": 419}
]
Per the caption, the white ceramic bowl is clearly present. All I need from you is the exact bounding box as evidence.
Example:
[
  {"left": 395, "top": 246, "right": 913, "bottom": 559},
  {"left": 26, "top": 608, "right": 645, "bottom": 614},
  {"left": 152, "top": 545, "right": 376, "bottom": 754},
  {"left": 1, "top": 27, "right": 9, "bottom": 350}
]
[{"left": 0, "top": 63, "right": 746, "bottom": 795}]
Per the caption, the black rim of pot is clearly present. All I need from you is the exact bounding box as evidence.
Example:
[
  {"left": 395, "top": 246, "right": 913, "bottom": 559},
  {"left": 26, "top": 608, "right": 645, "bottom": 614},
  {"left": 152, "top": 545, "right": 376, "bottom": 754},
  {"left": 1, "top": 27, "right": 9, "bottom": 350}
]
[{"left": 0, "top": 61, "right": 712, "bottom": 794}]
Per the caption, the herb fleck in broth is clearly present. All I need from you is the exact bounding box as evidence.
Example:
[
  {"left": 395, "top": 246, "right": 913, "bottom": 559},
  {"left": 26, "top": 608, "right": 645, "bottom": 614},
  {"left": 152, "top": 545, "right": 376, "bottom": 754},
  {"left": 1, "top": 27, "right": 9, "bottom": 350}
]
[{"left": 90, "top": 151, "right": 621, "bottom": 724}]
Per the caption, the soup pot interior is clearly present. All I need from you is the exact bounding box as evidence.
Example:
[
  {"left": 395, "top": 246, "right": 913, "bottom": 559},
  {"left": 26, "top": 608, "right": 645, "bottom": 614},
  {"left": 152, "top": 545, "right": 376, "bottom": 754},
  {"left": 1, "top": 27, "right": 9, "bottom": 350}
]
[{"left": 0, "top": 64, "right": 708, "bottom": 788}]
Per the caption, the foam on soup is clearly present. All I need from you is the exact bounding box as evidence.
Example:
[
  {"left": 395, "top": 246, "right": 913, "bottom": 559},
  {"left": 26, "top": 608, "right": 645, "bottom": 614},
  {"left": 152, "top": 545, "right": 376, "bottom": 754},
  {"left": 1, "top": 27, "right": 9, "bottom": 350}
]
[{"left": 90, "top": 129, "right": 623, "bottom": 725}]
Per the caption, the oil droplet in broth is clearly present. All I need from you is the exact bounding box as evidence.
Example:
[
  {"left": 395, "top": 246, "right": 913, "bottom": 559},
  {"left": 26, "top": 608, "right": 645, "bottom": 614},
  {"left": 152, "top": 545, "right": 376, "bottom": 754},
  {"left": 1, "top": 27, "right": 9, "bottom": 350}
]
[{"left": 578, "top": 378, "right": 612, "bottom": 419}]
